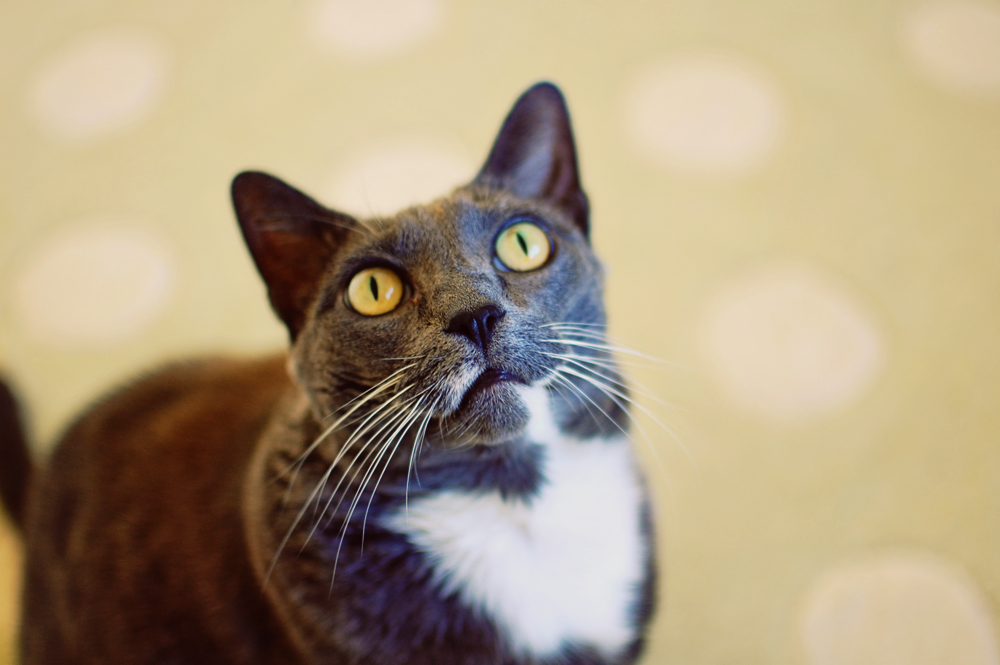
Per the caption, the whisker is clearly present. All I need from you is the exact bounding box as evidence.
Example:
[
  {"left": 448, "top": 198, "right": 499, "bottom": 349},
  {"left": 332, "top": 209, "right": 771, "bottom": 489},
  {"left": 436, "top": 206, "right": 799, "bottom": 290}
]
[
  {"left": 543, "top": 352, "right": 666, "bottom": 405},
  {"left": 541, "top": 337, "right": 683, "bottom": 367},
  {"left": 283, "top": 376, "right": 414, "bottom": 506},
  {"left": 542, "top": 328, "right": 610, "bottom": 341},
  {"left": 407, "top": 396, "right": 441, "bottom": 513},
  {"left": 555, "top": 364, "right": 692, "bottom": 471},
  {"left": 317, "top": 384, "right": 435, "bottom": 539},
  {"left": 328, "top": 398, "right": 430, "bottom": 587},
  {"left": 322, "top": 364, "right": 418, "bottom": 423},
  {"left": 552, "top": 367, "right": 674, "bottom": 503},
  {"left": 308, "top": 391, "right": 425, "bottom": 542},
  {"left": 548, "top": 372, "right": 631, "bottom": 442},
  {"left": 545, "top": 350, "right": 640, "bottom": 377},
  {"left": 541, "top": 322, "right": 695, "bottom": 371},
  {"left": 265, "top": 382, "right": 418, "bottom": 584},
  {"left": 281, "top": 364, "right": 416, "bottom": 477},
  {"left": 359, "top": 397, "right": 429, "bottom": 544},
  {"left": 540, "top": 321, "right": 607, "bottom": 329}
]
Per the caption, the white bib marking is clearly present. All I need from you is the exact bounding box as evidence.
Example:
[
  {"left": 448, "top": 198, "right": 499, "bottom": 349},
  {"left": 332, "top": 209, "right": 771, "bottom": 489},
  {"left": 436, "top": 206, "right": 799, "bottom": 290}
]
[{"left": 385, "top": 386, "right": 646, "bottom": 657}]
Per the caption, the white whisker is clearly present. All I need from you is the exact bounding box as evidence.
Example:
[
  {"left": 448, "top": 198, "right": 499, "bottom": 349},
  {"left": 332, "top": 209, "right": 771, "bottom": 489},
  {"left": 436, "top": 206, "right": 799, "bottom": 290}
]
[
  {"left": 265, "top": 378, "right": 418, "bottom": 583},
  {"left": 279, "top": 364, "right": 416, "bottom": 488},
  {"left": 310, "top": 390, "right": 424, "bottom": 538},
  {"left": 543, "top": 352, "right": 666, "bottom": 406},
  {"left": 407, "top": 395, "right": 441, "bottom": 512},
  {"left": 554, "top": 365, "right": 692, "bottom": 474},
  {"left": 540, "top": 321, "right": 607, "bottom": 329},
  {"left": 542, "top": 337, "right": 682, "bottom": 367},
  {"left": 329, "top": 393, "right": 431, "bottom": 585},
  {"left": 360, "top": 396, "right": 430, "bottom": 542},
  {"left": 548, "top": 372, "right": 631, "bottom": 442}
]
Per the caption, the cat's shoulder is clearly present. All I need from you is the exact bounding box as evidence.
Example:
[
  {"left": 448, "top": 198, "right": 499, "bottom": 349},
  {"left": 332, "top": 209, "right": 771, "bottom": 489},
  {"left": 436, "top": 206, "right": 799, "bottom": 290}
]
[
  {"left": 47, "top": 354, "right": 290, "bottom": 470},
  {"left": 73, "top": 354, "right": 286, "bottom": 424}
]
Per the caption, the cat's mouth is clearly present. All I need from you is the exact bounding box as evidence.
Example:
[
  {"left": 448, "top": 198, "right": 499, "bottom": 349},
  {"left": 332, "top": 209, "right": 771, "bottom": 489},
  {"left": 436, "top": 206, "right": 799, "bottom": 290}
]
[
  {"left": 433, "top": 366, "right": 530, "bottom": 444},
  {"left": 458, "top": 368, "right": 526, "bottom": 412},
  {"left": 425, "top": 360, "right": 536, "bottom": 445}
]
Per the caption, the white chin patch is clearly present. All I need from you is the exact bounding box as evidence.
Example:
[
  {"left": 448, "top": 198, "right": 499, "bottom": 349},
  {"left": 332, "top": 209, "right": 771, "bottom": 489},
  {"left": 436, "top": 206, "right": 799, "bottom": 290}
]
[{"left": 384, "top": 385, "right": 647, "bottom": 658}]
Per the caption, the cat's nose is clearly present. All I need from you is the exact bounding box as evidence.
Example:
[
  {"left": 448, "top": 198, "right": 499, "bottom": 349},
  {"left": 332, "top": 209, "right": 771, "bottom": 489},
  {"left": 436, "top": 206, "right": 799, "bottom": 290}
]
[{"left": 446, "top": 305, "right": 505, "bottom": 354}]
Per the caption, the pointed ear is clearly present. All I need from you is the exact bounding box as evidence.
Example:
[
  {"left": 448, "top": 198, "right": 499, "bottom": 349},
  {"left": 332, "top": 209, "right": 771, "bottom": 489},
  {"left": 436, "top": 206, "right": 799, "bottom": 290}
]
[
  {"left": 475, "top": 82, "right": 589, "bottom": 237},
  {"left": 232, "top": 171, "right": 355, "bottom": 341}
]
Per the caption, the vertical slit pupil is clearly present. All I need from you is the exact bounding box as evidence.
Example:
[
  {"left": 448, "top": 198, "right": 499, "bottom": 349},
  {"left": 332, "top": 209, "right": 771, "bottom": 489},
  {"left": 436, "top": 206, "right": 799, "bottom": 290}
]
[
  {"left": 369, "top": 275, "right": 379, "bottom": 301},
  {"left": 516, "top": 232, "right": 529, "bottom": 255}
]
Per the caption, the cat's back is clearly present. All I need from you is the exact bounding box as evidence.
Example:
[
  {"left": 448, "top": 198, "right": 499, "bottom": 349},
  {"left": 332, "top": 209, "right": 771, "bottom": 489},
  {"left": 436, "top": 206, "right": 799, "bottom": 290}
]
[{"left": 21, "top": 355, "right": 296, "bottom": 665}]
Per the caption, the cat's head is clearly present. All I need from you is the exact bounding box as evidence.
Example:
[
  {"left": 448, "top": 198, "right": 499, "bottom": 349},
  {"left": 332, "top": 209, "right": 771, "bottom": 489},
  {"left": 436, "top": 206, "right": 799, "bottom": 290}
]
[{"left": 233, "top": 83, "right": 620, "bottom": 446}]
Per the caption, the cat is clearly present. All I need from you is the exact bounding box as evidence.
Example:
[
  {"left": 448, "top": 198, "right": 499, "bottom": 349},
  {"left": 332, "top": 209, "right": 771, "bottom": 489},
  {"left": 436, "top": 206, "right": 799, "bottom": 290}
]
[{"left": 0, "top": 82, "right": 657, "bottom": 665}]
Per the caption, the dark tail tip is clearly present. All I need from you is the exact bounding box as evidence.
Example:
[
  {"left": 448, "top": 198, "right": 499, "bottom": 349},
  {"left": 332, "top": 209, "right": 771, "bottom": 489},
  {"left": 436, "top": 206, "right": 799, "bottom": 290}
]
[{"left": 0, "top": 376, "right": 33, "bottom": 531}]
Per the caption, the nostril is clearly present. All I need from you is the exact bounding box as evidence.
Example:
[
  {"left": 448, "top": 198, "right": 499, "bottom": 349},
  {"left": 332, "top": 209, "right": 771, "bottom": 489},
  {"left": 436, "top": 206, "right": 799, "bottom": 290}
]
[
  {"left": 446, "top": 305, "right": 505, "bottom": 353},
  {"left": 483, "top": 311, "right": 499, "bottom": 334}
]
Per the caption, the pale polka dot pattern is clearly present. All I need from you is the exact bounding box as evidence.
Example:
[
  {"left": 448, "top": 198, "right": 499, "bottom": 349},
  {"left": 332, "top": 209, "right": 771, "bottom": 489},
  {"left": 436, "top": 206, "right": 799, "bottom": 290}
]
[
  {"left": 904, "top": 1, "right": 1000, "bottom": 94},
  {"left": 2, "top": 3, "right": 999, "bottom": 662},
  {"left": 622, "top": 55, "right": 786, "bottom": 175},
  {"left": 26, "top": 30, "right": 170, "bottom": 143},
  {"left": 13, "top": 221, "right": 176, "bottom": 347},
  {"left": 304, "top": 0, "right": 443, "bottom": 59},
  {"left": 700, "top": 263, "right": 883, "bottom": 421},
  {"left": 801, "top": 554, "right": 1000, "bottom": 665},
  {"left": 322, "top": 138, "right": 475, "bottom": 216}
]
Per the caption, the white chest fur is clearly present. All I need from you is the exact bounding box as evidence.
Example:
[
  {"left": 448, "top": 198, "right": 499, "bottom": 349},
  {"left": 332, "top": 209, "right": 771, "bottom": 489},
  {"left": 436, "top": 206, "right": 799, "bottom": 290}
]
[{"left": 384, "top": 386, "right": 647, "bottom": 658}]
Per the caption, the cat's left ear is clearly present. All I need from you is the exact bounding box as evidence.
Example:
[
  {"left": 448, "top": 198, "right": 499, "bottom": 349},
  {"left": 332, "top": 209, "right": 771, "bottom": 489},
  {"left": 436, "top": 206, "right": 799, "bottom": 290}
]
[
  {"left": 232, "top": 171, "right": 356, "bottom": 341},
  {"left": 475, "top": 82, "right": 590, "bottom": 238}
]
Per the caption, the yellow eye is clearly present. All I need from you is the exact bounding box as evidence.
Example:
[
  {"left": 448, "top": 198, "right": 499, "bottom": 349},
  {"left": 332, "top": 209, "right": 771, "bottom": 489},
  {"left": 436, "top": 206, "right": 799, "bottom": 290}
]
[
  {"left": 495, "top": 221, "right": 551, "bottom": 272},
  {"left": 346, "top": 267, "right": 404, "bottom": 316}
]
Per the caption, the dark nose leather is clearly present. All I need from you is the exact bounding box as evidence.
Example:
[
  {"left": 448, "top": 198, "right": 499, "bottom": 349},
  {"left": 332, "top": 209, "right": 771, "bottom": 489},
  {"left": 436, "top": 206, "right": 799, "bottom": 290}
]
[{"left": 446, "top": 305, "right": 505, "bottom": 354}]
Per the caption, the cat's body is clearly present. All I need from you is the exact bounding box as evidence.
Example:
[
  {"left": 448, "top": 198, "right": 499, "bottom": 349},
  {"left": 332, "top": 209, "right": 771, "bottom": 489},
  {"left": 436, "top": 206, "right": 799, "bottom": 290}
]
[
  {"left": 21, "top": 357, "right": 297, "bottom": 663},
  {"left": 1, "top": 83, "right": 656, "bottom": 664}
]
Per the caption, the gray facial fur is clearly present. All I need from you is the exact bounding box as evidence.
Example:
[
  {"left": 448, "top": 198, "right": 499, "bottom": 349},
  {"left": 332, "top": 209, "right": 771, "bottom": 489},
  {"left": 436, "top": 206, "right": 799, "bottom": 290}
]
[
  {"left": 234, "top": 83, "right": 629, "bottom": 458},
  {"left": 288, "top": 184, "right": 617, "bottom": 449}
]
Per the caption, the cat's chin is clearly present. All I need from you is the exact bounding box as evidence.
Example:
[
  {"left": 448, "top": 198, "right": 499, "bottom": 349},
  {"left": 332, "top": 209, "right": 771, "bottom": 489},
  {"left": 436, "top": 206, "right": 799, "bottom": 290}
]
[{"left": 445, "top": 372, "right": 530, "bottom": 445}]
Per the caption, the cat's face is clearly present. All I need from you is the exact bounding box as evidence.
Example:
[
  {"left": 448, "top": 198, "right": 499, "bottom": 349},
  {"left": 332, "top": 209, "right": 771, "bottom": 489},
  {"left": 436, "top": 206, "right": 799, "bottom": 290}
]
[
  {"left": 234, "top": 83, "right": 615, "bottom": 447},
  {"left": 291, "top": 184, "right": 604, "bottom": 444}
]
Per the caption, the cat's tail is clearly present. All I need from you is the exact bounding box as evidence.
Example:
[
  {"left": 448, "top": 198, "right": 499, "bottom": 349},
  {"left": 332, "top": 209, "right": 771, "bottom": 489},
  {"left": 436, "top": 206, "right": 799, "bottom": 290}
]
[{"left": 0, "top": 376, "right": 33, "bottom": 531}]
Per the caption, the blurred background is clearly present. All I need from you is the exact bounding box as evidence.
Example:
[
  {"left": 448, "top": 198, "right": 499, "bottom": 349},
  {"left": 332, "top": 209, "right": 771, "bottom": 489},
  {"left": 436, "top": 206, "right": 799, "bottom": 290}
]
[{"left": 1, "top": 0, "right": 999, "bottom": 663}]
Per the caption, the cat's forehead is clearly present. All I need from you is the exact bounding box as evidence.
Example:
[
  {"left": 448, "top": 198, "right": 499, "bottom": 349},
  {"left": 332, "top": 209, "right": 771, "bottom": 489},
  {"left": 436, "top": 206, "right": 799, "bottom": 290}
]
[{"left": 345, "top": 186, "right": 580, "bottom": 261}]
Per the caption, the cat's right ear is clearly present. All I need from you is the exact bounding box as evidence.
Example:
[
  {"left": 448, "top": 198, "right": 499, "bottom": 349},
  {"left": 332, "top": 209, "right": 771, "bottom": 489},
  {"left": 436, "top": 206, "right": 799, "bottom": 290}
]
[
  {"left": 475, "top": 82, "right": 590, "bottom": 238},
  {"left": 232, "top": 171, "right": 355, "bottom": 341}
]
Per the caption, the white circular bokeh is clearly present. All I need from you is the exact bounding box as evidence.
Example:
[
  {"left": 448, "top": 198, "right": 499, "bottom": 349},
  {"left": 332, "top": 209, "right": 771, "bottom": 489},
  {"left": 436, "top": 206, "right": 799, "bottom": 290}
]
[
  {"left": 27, "top": 29, "right": 171, "bottom": 143},
  {"left": 904, "top": 1, "right": 1000, "bottom": 94},
  {"left": 322, "top": 138, "right": 475, "bottom": 217},
  {"left": 13, "top": 221, "right": 176, "bottom": 347},
  {"left": 304, "top": 0, "right": 443, "bottom": 60},
  {"left": 700, "top": 263, "right": 883, "bottom": 421},
  {"left": 801, "top": 553, "right": 1000, "bottom": 665},
  {"left": 623, "top": 54, "right": 787, "bottom": 175}
]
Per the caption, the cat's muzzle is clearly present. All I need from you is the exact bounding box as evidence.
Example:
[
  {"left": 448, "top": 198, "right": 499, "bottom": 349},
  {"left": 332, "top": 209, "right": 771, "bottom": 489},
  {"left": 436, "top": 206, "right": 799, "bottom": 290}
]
[{"left": 442, "top": 366, "right": 531, "bottom": 445}]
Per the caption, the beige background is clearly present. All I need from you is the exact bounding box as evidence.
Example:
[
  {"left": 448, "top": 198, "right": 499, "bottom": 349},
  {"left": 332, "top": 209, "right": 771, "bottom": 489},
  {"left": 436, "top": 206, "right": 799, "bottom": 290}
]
[{"left": 2, "top": 0, "right": 1000, "bottom": 663}]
